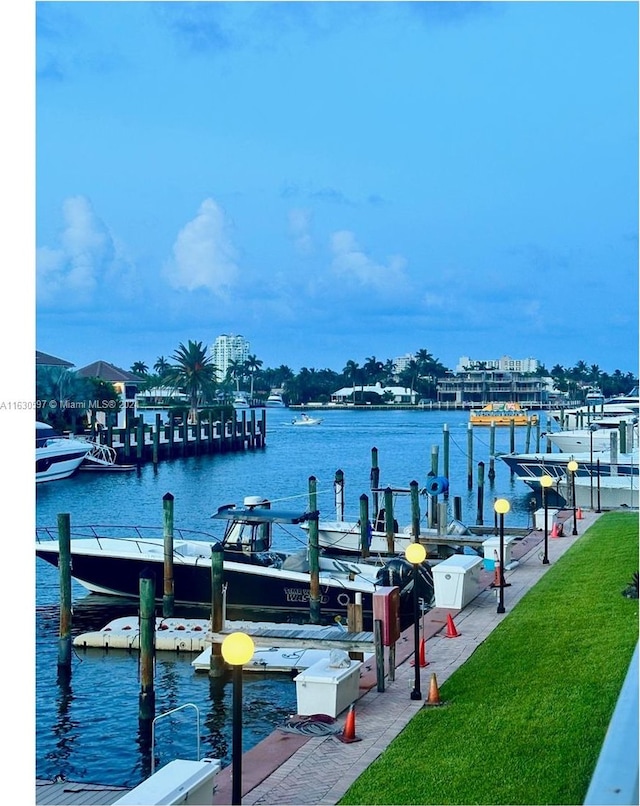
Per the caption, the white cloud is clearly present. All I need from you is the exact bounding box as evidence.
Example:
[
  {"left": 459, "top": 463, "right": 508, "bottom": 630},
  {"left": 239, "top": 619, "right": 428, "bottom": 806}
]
[
  {"left": 36, "top": 195, "right": 135, "bottom": 306},
  {"left": 329, "top": 230, "right": 408, "bottom": 291},
  {"left": 288, "top": 208, "right": 314, "bottom": 255},
  {"left": 164, "top": 198, "right": 239, "bottom": 296}
]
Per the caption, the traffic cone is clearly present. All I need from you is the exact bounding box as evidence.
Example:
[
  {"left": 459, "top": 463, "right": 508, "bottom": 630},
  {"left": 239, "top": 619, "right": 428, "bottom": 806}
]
[
  {"left": 424, "top": 673, "right": 445, "bottom": 707},
  {"left": 490, "top": 551, "right": 501, "bottom": 588},
  {"left": 550, "top": 521, "right": 559, "bottom": 538},
  {"left": 577, "top": 507, "right": 584, "bottom": 520},
  {"left": 336, "top": 704, "right": 361, "bottom": 743},
  {"left": 445, "top": 613, "right": 460, "bottom": 638},
  {"left": 411, "top": 637, "right": 429, "bottom": 668}
]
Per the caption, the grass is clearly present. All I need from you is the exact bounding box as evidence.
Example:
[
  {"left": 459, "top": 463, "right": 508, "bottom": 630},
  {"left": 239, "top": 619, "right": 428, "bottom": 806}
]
[{"left": 340, "top": 512, "right": 639, "bottom": 806}]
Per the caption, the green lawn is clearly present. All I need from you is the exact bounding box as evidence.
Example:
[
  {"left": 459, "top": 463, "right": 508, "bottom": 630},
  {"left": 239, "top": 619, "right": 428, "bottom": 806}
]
[{"left": 340, "top": 512, "right": 639, "bottom": 806}]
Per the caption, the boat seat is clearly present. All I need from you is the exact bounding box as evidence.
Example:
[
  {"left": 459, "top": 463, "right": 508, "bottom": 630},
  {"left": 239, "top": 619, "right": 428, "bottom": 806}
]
[
  {"left": 281, "top": 550, "right": 309, "bottom": 572},
  {"left": 253, "top": 551, "right": 284, "bottom": 569}
]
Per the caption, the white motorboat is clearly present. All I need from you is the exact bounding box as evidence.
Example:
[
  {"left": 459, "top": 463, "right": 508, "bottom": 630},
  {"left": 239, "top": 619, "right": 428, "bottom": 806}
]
[
  {"left": 549, "top": 402, "right": 637, "bottom": 430},
  {"left": 233, "top": 394, "right": 250, "bottom": 410},
  {"left": 547, "top": 420, "right": 637, "bottom": 454},
  {"left": 35, "top": 496, "right": 434, "bottom": 628},
  {"left": 292, "top": 414, "right": 323, "bottom": 426},
  {"left": 499, "top": 448, "right": 639, "bottom": 490},
  {"left": 36, "top": 422, "right": 93, "bottom": 483},
  {"left": 557, "top": 474, "right": 638, "bottom": 510},
  {"left": 265, "top": 392, "right": 286, "bottom": 408}
]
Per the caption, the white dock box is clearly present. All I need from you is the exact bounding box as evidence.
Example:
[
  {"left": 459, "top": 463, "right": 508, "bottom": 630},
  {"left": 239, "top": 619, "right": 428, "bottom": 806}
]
[
  {"left": 113, "top": 758, "right": 221, "bottom": 805},
  {"left": 293, "top": 658, "right": 362, "bottom": 718},
  {"left": 481, "top": 536, "right": 516, "bottom": 571},
  {"left": 432, "top": 554, "right": 484, "bottom": 609},
  {"left": 534, "top": 508, "right": 560, "bottom": 531}
]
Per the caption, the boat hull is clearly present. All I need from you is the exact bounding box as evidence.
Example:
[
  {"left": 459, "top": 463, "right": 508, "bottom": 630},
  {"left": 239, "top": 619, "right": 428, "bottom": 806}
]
[
  {"left": 36, "top": 441, "right": 92, "bottom": 483},
  {"left": 499, "top": 451, "right": 639, "bottom": 489}
]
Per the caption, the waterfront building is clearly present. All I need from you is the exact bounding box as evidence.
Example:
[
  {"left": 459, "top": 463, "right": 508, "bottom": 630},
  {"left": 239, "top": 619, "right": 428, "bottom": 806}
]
[
  {"left": 210, "top": 334, "right": 250, "bottom": 382},
  {"left": 331, "top": 383, "right": 417, "bottom": 405},
  {"left": 437, "top": 369, "right": 546, "bottom": 406},
  {"left": 76, "top": 360, "right": 140, "bottom": 428},
  {"left": 455, "top": 355, "right": 540, "bottom": 374},
  {"left": 393, "top": 353, "right": 415, "bottom": 376}
]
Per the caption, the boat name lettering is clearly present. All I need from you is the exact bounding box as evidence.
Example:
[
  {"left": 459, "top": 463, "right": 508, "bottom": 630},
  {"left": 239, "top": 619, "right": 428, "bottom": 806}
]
[{"left": 284, "top": 588, "right": 329, "bottom": 604}]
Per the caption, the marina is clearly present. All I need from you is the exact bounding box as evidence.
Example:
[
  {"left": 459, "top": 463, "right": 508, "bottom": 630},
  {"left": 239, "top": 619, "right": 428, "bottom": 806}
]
[{"left": 34, "top": 407, "right": 632, "bottom": 793}]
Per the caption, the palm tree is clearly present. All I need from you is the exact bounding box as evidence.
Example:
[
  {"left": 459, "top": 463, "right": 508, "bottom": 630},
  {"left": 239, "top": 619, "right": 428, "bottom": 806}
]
[
  {"left": 154, "top": 356, "right": 170, "bottom": 377},
  {"left": 244, "top": 354, "right": 263, "bottom": 398},
  {"left": 343, "top": 360, "right": 361, "bottom": 403},
  {"left": 226, "top": 359, "right": 244, "bottom": 392},
  {"left": 164, "top": 341, "right": 218, "bottom": 423},
  {"left": 131, "top": 361, "right": 149, "bottom": 376}
]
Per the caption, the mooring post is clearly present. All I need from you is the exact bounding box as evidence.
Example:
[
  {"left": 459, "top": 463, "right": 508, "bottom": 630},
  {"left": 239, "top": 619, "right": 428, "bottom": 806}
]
[
  {"left": 370, "top": 448, "right": 380, "bottom": 517},
  {"left": 442, "top": 424, "right": 450, "bottom": 497},
  {"left": 57, "top": 513, "right": 72, "bottom": 673},
  {"left": 509, "top": 419, "right": 515, "bottom": 454},
  {"left": 453, "top": 495, "right": 462, "bottom": 521},
  {"left": 467, "top": 423, "right": 474, "bottom": 489},
  {"left": 489, "top": 421, "right": 496, "bottom": 459},
  {"left": 410, "top": 480, "right": 420, "bottom": 541},
  {"left": 619, "top": 420, "right": 627, "bottom": 454},
  {"left": 437, "top": 501, "right": 448, "bottom": 537},
  {"left": 374, "top": 620, "right": 385, "bottom": 693},
  {"left": 138, "top": 568, "right": 156, "bottom": 722},
  {"left": 162, "top": 492, "right": 175, "bottom": 617},
  {"left": 384, "top": 486, "right": 395, "bottom": 554},
  {"left": 334, "top": 469, "right": 345, "bottom": 521},
  {"left": 476, "top": 461, "right": 485, "bottom": 526},
  {"left": 525, "top": 418, "right": 532, "bottom": 453},
  {"left": 308, "top": 476, "right": 321, "bottom": 624},
  {"left": 209, "top": 543, "right": 225, "bottom": 678},
  {"left": 429, "top": 445, "right": 439, "bottom": 528},
  {"left": 154, "top": 413, "right": 162, "bottom": 466},
  {"left": 359, "top": 494, "right": 370, "bottom": 559},
  {"left": 136, "top": 417, "right": 144, "bottom": 463},
  {"left": 535, "top": 419, "right": 541, "bottom": 452}
]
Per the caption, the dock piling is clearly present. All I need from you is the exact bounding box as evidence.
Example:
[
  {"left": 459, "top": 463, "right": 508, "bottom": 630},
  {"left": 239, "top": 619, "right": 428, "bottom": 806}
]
[
  {"left": 138, "top": 568, "right": 156, "bottom": 722},
  {"left": 162, "top": 492, "right": 175, "bottom": 618},
  {"left": 209, "top": 544, "right": 225, "bottom": 678},
  {"left": 57, "top": 513, "right": 72, "bottom": 673},
  {"left": 308, "top": 476, "right": 321, "bottom": 624}
]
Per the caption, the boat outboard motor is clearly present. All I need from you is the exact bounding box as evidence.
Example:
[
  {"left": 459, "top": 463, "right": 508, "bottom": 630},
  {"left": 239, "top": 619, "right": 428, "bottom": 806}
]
[{"left": 376, "top": 558, "right": 434, "bottom": 609}]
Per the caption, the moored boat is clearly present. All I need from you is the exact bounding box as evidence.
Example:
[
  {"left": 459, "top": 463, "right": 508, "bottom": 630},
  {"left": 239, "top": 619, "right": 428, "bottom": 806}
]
[
  {"left": 36, "top": 422, "right": 93, "bottom": 483},
  {"left": 469, "top": 403, "right": 537, "bottom": 427},
  {"left": 265, "top": 392, "right": 286, "bottom": 408},
  {"left": 557, "top": 474, "right": 638, "bottom": 510},
  {"left": 498, "top": 448, "right": 639, "bottom": 490}
]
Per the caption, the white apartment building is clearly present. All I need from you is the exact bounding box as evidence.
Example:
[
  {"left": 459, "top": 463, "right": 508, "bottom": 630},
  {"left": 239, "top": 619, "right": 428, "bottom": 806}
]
[
  {"left": 455, "top": 355, "right": 540, "bottom": 374},
  {"left": 210, "top": 334, "right": 250, "bottom": 382},
  {"left": 393, "top": 353, "right": 415, "bottom": 375}
]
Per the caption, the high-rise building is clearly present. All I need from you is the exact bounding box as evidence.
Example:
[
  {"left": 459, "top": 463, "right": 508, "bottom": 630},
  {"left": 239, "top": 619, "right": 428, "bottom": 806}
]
[
  {"left": 211, "top": 334, "right": 250, "bottom": 382},
  {"left": 455, "top": 355, "right": 539, "bottom": 374}
]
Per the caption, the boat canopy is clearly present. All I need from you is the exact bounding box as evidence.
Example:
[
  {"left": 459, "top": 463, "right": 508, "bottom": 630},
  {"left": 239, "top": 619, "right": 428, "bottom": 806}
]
[{"left": 211, "top": 505, "right": 319, "bottom": 524}]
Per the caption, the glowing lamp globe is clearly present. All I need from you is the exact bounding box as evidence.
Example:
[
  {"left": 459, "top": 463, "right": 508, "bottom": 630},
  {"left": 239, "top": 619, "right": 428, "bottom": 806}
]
[
  {"left": 540, "top": 475, "right": 553, "bottom": 489},
  {"left": 567, "top": 460, "right": 578, "bottom": 473},
  {"left": 221, "top": 632, "right": 255, "bottom": 666},
  {"left": 405, "top": 543, "right": 427, "bottom": 565},
  {"left": 494, "top": 498, "right": 510, "bottom": 515}
]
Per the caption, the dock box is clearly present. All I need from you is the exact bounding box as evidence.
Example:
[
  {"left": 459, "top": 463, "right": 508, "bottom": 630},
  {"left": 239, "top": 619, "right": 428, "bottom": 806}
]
[
  {"left": 113, "top": 758, "right": 221, "bottom": 805},
  {"left": 432, "top": 554, "right": 483, "bottom": 609},
  {"left": 293, "top": 657, "right": 362, "bottom": 718},
  {"left": 372, "top": 586, "right": 400, "bottom": 646},
  {"left": 534, "top": 508, "right": 560, "bottom": 531},
  {"left": 481, "top": 536, "right": 516, "bottom": 571}
]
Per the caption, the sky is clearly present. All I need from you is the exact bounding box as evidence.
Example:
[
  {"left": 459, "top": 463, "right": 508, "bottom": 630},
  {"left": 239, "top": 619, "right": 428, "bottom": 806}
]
[{"left": 26, "top": 2, "right": 640, "bottom": 376}]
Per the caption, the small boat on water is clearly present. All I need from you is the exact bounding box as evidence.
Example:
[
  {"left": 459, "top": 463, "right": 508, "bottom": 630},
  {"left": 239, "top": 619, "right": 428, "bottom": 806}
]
[
  {"left": 35, "top": 496, "right": 434, "bottom": 628},
  {"left": 36, "top": 422, "right": 93, "bottom": 483},
  {"left": 233, "top": 393, "right": 250, "bottom": 410},
  {"left": 292, "top": 414, "right": 323, "bottom": 426},
  {"left": 469, "top": 403, "right": 537, "bottom": 427}
]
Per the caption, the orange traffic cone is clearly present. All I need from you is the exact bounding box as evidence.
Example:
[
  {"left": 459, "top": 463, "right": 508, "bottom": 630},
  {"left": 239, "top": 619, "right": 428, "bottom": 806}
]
[
  {"left": 490, "top": 551, "right": 501, "bottom": 588},
  {"left": 424, "top": 673, "right": 445, "bottom": 707},
  {"left": 577, "top": 507, "right": 584, "bottom": 520},
  {"left": 336, "top": 704, "right": 361, "bottom": 743},
  {"left": 550, "top": 521, "right": 559, "bottom": 538},
  {"left": 411, "top": 637, "right": 429, "bottom": 668},
  {"left": 445, "top": 613, "right": 460, "bottom": 638}
]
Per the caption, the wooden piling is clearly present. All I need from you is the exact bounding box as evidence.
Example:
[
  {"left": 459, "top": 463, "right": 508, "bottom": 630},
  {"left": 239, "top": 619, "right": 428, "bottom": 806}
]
[
  {"left": 334, "top": 469, "right": 345, "bottom": 521},
  {"left": 138, "top": 568, "right": 156, "bottom": 722},
  {"left": 384, "top": 486, "right": 395, "bottom": 554},
  {"left": 374, "top": 620, "right": 385, "bottom": 692},
  {"left": 476, "top": 461, "right": 485, "bottom": 526},
  {"left": 370, "top": 448, "right": 380, "bottom": 516},
  {"left": 509, "top": 419, "right": 515, "bottom": 454},
  {"left": 209, "top": 543, "right": 225, "bottom": 678},
  {"left": 489, "top": 422, "right": 496, "bottom": 458},
  {"left": 162, "top": 492, "right": 175, "bottom": 618},
  {"left": 410, "top": 480, "right": 420, "bottom": 541},
  {"left": 153, "top": 414, "right": 160, "bottom": 466},
  {"left": 359, "top": 494, "right": 370, "bottom": 559},
  {"left": 620, "top": 420, "right": 627, "bottom": 454},
  {"left": 428, "top": 446, "right": 439, "bottom": 528},
  {"left": 136, "top": 418, "right": 144, "bottom": 463},
  {"left": 308, "top": 476, "right": 321, "bottom": 624},
  {"left": 467, "top": 423, "right": 474, "bottom": 489},
  {"left": 453, "top": 495, "right": 462, "bottom": 521},
  {"left": 57, "top": 513, "right": 72, "bottom": 672},
  {"left": 437, "top": 501, "right": 448, "bottom": 537},
  {"left": 525, "top": 418, "right": 532, "bottom": 452},
  {"left": 442, "top": 424, "right": 450, "bottom": 496}
]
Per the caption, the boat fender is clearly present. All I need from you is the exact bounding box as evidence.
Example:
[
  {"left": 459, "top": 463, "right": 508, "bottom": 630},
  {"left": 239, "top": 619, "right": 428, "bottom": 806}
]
[{"left": 426, "top": 476, "right": 449, "bottom": 495}]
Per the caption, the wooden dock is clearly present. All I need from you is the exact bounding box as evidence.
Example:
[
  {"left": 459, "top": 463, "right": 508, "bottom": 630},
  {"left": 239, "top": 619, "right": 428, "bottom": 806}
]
[
  {"left": 36, "top": 779, "right": 129, "bottom": 805},
  {"left": 208, "top": 625, "right": 375, "bottom": 653}
]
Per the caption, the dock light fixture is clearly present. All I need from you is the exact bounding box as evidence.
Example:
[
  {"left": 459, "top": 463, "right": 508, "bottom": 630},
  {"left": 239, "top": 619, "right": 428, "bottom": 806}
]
[
  {"left": 493, "top": 498, "right": 510, "bottom": 614},
  {"left": 567, "top": 460, "right": 579, "bottom": 535},
  {"left": 405, "top": 542, "right": 427, "bottom": 701},
  {"left": 540, "top": 475, "right": 553, "bottom": 565},
  {"left": 221, "top": 632, "right": 255, "bottom": 805}
]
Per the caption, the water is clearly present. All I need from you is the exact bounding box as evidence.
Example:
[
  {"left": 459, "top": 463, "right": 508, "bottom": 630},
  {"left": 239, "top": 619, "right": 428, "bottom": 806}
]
[{"left": 36, "top": 408, "right": 540, "bottom": 787}]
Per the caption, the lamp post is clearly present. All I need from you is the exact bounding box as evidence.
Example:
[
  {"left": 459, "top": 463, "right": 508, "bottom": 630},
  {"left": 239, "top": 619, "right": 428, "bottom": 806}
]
[
  {"left": 221, "top": 632, "right": 255, "bottom": 805},
  {"left": 493, "top": 498, "right": 510, "bottom": 614},
  {"left": 540, "top": 475, "right": 553, "bottom": 565},
  {"left": 567, "top": 460, "right": 578, "bottom": 535},
  {"left": 405, "top": 542, "right": 427, "bottom": 700},
  {"left": 589, "top": 424, "right": 599, "bottom": 510}
]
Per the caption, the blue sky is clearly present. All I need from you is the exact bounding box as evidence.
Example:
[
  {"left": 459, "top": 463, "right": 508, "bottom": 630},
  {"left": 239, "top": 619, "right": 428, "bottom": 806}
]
[{"left": 30, "top": 1, "right": 638, "bottom": 376}]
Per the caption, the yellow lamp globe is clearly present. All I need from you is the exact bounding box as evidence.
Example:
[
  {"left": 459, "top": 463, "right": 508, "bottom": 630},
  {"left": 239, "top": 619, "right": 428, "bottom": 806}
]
[
  {"left": 221, "top": 632, "right": 255, "bottom": 666},
  {"left": 567, "top": 460, "right": 578, "bottom": 473},
  {"left": 405, "top": 542, "right": 427, "bottom": 565},
  {"left": 540, "top": 475, "right": 553, "bottom": 489},
  {"left": 494, "top": 498, "right": 510, "bottom": 515}
]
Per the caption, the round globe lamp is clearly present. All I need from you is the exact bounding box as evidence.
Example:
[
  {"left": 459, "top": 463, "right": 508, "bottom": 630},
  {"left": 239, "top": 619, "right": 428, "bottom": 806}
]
[
  {"left": 493, "top": 498, "right": 510, "bottom": 613},
  {"left": 540, "top": 475, "right": 553, "bottom": 565},
  {"left": 404, "top": 541, "right": 427, "bottom": 700},
  {"left": 567, "top": 460, "right": 579, "bottom": 535},
  {"left": 222, "top": 633, "right": 255, "bottom": 805}
]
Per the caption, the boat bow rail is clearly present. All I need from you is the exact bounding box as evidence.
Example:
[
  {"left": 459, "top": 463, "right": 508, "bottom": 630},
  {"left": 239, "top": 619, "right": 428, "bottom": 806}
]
[{"left": 36, "top": 524, "right": 221, "bottom": 555}]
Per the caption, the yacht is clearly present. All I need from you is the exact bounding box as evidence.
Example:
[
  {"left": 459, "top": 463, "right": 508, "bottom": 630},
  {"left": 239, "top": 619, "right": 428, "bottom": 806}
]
[
  {"left": 233, "top": 393, "right": 250, "bottom": 410},
  {"left": 265, "top": 392, "right": 286, "bottom": 408},
  {"left": 36, "top": 422, "right": 92, "bottom": 483}
]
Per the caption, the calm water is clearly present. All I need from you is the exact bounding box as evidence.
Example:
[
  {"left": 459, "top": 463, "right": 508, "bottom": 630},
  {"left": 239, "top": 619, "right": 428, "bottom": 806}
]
[{"left": 35, "top": 408, "right": 542, "bottom": 786}]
